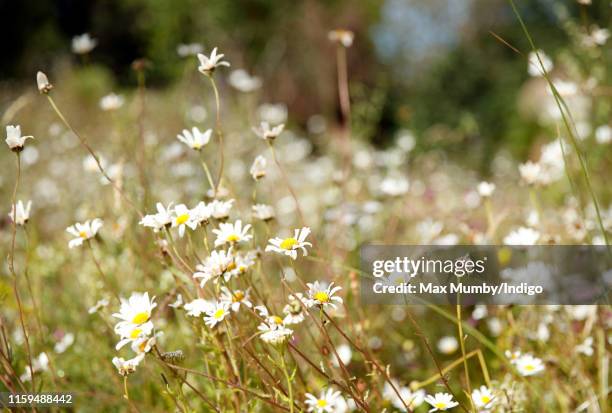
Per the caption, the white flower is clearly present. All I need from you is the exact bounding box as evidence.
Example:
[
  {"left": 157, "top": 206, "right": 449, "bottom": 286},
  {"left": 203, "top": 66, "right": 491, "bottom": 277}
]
[
  {"left": 477, "top": 181, "right": 495, "bottom": 197},
  {"left": 139, "top": 202, "right": 174, "bottom": 232},
  {"left": 177, "top": 127, "right": 212, "bottom": 150},
  {"left": 54, "top": 333, "right": 75, "bottom": 354},
  {"left": 305, "top": 389, "right": 343, "bottom": 413},
  {"left": 595, "top": 125, "right": 611, "bottom": 144},
  {"left": 437, "top": 336, "right": 459, "bottom": 355},
  {"left": 256, "top": 305, "right": 294, "bottom": 344},
  {"left": 425, "top": 392, "right": 459, "bottom": 411},
  {"left": 131, "top": 333, "right": 159, "bottom": 354},
  {"left": 228, "top": 69, "right": 261, "bottom": 92},
  {"left": 204, "top": 301, "right": 230, "bottom": 328},
  {"left": 266, "top": 227, "right": 312, "bottom": 260},
  {"left": 8, "top": 200, "right": 32, "bottom": 226},
  {"left": 66, "top": 218, "right": 103, "bottom": 248},
  {"left": 503, "top": 227, "right": 540, "bottom": 245},
  {"left": 112, "top": 353, "right": 144, "bottom": 376},
  {"left": 332, "top": 344, "right": 352, "bottom": 367},
  {"left": 505, "top": 350, "right": 522, "bottom": 364},
  {"left": 208, "top": 199, "right": 234, "bottom": 219},
  {"left": 5, "top": 125, "right": 33, "bottom": 151},
  {"left": 220, "top": 287, "right": 253, "bottom": 312},
  {"left": 184, "top": 299, "right": 215, "bottom": 317},
  {"left": 177, "top": 42, "right": 203, "bottom": 57},
  {"left": 515, "top": 354, "right": 545, "bottom": 376},
  {"left": 193, "top": 249, "right": 235, "bottom": 286},
  {"left": 252, "top": 204, "right": 275, "bottom": 221},
  {"left": 212, "top": 219, "right": 252, "bottom": 247},
  {"left": 519, "top": 161, "right": 542, "bottom": 185},
  {"left": 172, "top": 204, "right": 198, "bottom": 237},
  {"left": 112, "top": 293, "right": 157, "bottom": 350},
  {"left": 471, "top": 386, "right": 495, "bottom": 409},
  {"left": 250, "top": 155, "right": 267, "bottom": 180},
  {"left": 88, "top": 298, "right": 109, "bottom": 314},
  {"left": 229, "top": 250, "right": 257, "bottom": 276},
  {"left": 380, "top": 176, "right": 410, "bottom": 197},
  {"left": 99, "top": 93, "right": 124, "bottom": 111},
  {"left": 282, "top": 293, "right": 307, "bottom": 325},
  {"left": 197, "top": 47, "right": 230, "bottom": 75},
  {"left": 328, "top": 30, "right": 354, "bottom": 47},
  {"left": 20, "top": 352, "right": 49, "bottom": 382},
  {"left": 383, "top": 380, "right": 425, "bottom": 410},
  {"left": 253, "top": 121, "right": 285, "bottom": 140},
  {"left": 72, "top": 33, "right": 97, "bottom": 54},
  {"left": 527, "top": 49, "right": 553, "bottom": 76},
  {"left": 575, "top": 337, "right": 594, "bottom": 356},
  {"left": 306, "top": 281, "right": 343, "bottom": 309},
  {"left": 36, "top": 71, "right": 52, "bottom": 94}
]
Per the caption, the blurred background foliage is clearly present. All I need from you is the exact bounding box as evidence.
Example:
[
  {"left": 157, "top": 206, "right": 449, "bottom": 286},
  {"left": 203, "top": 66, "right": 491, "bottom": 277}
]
[{"left": 0, "top": 0, "right": 610, "bottom": 171}]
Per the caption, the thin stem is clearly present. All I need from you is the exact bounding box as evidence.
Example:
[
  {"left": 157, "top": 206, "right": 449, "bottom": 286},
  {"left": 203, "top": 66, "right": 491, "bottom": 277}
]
[
  {"left": 207, "top": 76, "right": 224, "bottom": 196},
  {"left": 456, "top": 295, "right": 474, "bottom": 411},
  {"left": 279, "top": 348, "right": 294, "bottom": 413}
]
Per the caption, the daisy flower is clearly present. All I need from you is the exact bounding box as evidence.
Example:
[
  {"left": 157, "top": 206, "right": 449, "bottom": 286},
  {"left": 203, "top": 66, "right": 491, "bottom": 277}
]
[
  {"left": 184, "top": 299, "right": 215, "bottom": 317},
  {"left": 505, "top": 350, "right": 522, "bottom": 364},
  {"left": 8, "top": 200, "right": 32, "bottom": 226},
  {"left": 471, "top": 386, "right": 495, "bottom": 410},
  {"left": 252, "top": 204, "right": 275, "bottom": 221},
  {"left": 259, "top": 325, "right": 293, "bottom": 344},
  {"left": 228, "top": 69, "right": 262, "bottom": 93},
  {"left": 477, "top": 181, "right": 495, "bottom": 197},
  {"left": 72, "top": 33, "right": 97, "bottom": 54},
  {"left": 139, "top": 202, "right": 174, "bottom": 232},
  {"left": 220, "top": 287, "right": 253, "bottom": 312},
  {"left": 197, "top": 47, "right": 230, "bottom": 75},
  {"left": 519, "top": 161, "right": 542, "bottom": 185},
  {"left": 191, "top": 201, "right": 212, "bottom": 225},
  {"left": 265, "top": 227, "right": 312, "bottom": 260},
  {"left": 227, "top": 250, "right": 257, "bottom": 277},
  {"left": 383, "top": 380, "right": 425, "bottom": 410},
  {"left": 193, "top": 249, "right": 235, "bottom": 286},
  {"left": 515, "top": 354, "right": 545, "bottom": 376},
  {"left": 131, "top": 333, "right": 160, "bottom": 354},
  {"left": 212, "top": 219, "right": 253, "bottom": 247},
  {"left": 424, "top": 392, "right": 459, "bottom": 411},
  {"left": 172, "top": 204, "right": 198, "bottom": 237},
  {"left": 114, "top": 320, "right": 154, "bottom": 350},
  {"left": 204, "top": 301, "right": 230, "bottom": 328},
  {"left": 5, "top": 125, "right": 33, "bottom": 152},
  {"left": 250, "top": 155, "right": 267, "bottom": 180},
  {"left": 209, "top": 199, "right": 234, "bottom": 219},
  {"left": 283, "top": 293, "right": 307, "bottom": 325},
  {"left": 112, "top": 353, "right": 144, "bottom": 376},
  {"left": 253, "top": 121, "right": 285, "bottom": 141},
  {"left": 177, "top": 127, "right": 212, "bottom": 151},
  {"left": 305, "top": 389, "right": 342, "bottom": 413},
  {"left": 66, "top": 218, "right": 103, "bottom": 248},
  {"left": 306, "top": 281, "right": 343, "bottom": 309}
]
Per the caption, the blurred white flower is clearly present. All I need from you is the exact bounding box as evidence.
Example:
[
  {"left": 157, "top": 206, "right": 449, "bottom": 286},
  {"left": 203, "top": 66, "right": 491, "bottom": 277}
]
[
  {"left": 253, "top": 121, "right": 285, "bottom": 141},
  {"left": 8, "top": 200, "right": 32, "bottom": 226},
  {"left": 515, "top": 354, "right": 545, "bottom": 376},
  {"left": 228, "top": 69, "right": 262, "bottom": 92},
  {"left": 139, "top": 202, "right": 174, "bottom": 232},
  {"left": 258, "top": 103, "right": 288, "bottom": 125},
  {"left": 266, "top": 227, "right": 312, "bottom": 260},
  {"left": 177, "top": 42, "right": 203, "bottom": 57},
  {"left": 20, "top": 352, "right": 49, "bottom": 382},
  {"left": 99, "top": 93, "right": 124, "bottom": 111},
  {"left": 328, "top": 29, "right": 354, "bottom": 47},
  {"left": 220, "top": 287, "right": 253, "bottom": 312},
  {"left": 193, "top": 249, "right": 235, "bottom": 286},
  {"left": 380, "top": 176, "right": 409, "bottom": 197},
  {"left": 66, "top": 218, "right": 103, "bottom": 248},
  {"left": 172, "top": 204, "right": 198, "bottom": 237},
  {"left": 437, "top": 336, "right": 458, "bottom": 354},
  {"left": 177, "top": 127, "right": 212, "bottom": 151},
  {"left": 204, "top": 301, "right": 230, "bottom": 328},
  {"left": 72, "top": 33, "right": 97, "bottom": 54},
  {"left": 112, "top": 353, "right": 144, "bottom": 376},
  {"left": 527, "top": 49, "right": 553, "bottom": 76},
  {"left": 88, "top": 298, "right": 109, "bottom": 314},
  {"left": 477, "top": 181, "right": 495, "bottom": 197},
  {"left": 383, "top": 380, "right": 425, "bottom": 410},
  {"left": 184, "top": 298, "right": 214, "bottom": 317},
  {"left": 54, "top": 333, "right": 75, "bottom": 354},
  {"left": 36, "top": 71, "right": 52, "bottom": 94},
  {"left": 425, "top": 392, "right": 458, "bottom": 411},
  {"left": 575, "top": 337, "right": 594, "bottom": 356},
  {"left": 503, "top": 227, "right": 540, "bottom": 245},
  {"left": 595, "top": 125, "right": 611, "bottom": 144},
  {"left": 197, "top": 47, "right": 230, "bottom": 75},
  {"left": 519, "top": 161, "right": 542, "bottom": 185},
  {"left": 208, "top": 199, "right": 234, "bottom": 219},
  {"left": 471, "top": 385, "right": 496, "bottom": 410},
  {"left": 5, "top": 125, "right": 33, "bottom": 151},
  {"left": 252, "top": 204, "right": 275, "bottom": 221},
  {"left": 250, "top": 155, "right": 267, "bottom": 180}
]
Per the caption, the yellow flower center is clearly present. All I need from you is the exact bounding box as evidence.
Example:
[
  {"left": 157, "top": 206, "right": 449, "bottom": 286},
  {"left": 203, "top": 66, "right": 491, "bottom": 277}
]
[
  {"left": 130, "top": 328, "right": 142, "bottom": 339},
  {"left": 214, "top": 308, "right": 226, "bottom": 320},
  {"left": 280, "top": 237, "right": 298, "bottom": 250},
  {"left": 232, "top": 291, "right": 245, "bottom": 302},
  {"left": 314, "top": 291, "right": 330, "bottom": 303},
  {"left": 271, "top": 316, "right": 283, "bottom": 325},
  {"left": 193, "top": 143, "right": 202, "bottom": 150},
  {"left": 226, "top": 261, "right": 236, "bottom": 272},
  {"left": 316, "top": 399, "right": 328, "bottom": 408},
  {"left": 139, "top": 341, "right": 148, "bottom": 352},
  {"left": 79, "top": 231, "right": 88, "bottom": 238},
  {"left": 481, "top": 396, "right": 491, "bottom": 403},
  {"left": 132, "top": 312, "right": 149, "bottom": 324},
  {"left": 435, "top": 402, "right": 447, "bottom": 409},
  {"left": 176, "top": 213, "right": 190, "bottom": 225},
  {"left": 226, "top": 234, "right": 240, "bottom": 242},
  {"left": 524, "top": 364, "right": 534, "bottom": 371}
]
